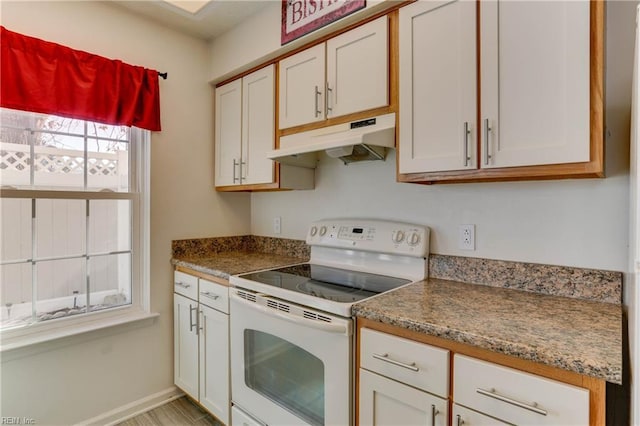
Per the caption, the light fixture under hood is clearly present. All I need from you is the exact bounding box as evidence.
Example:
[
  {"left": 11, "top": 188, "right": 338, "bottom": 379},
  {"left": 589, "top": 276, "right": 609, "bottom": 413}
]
[{"left": 267, "top": 113, "right": 396, "bottom": 168}]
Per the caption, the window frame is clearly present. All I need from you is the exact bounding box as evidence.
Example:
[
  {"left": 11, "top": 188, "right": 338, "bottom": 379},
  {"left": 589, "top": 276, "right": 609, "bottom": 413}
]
[{"left": 0, "top": 120, "right": 151, "bottom": 349}]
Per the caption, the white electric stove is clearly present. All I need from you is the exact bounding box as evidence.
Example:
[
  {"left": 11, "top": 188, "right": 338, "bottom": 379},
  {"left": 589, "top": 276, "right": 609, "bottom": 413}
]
[{"left": 229, "top": 219, "right": 430, "bottom": 426}]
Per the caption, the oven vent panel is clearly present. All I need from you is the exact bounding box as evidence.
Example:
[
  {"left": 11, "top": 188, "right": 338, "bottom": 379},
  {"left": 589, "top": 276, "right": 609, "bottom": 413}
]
[
  {"left": 236, "top": 290, "right": 257, "bottom": 303},
  {"left": 303, "top": 311, "right": 332, "bottom": 323},
  {"left": 266, "top": 299, "right": 291, "bottom": 313}
]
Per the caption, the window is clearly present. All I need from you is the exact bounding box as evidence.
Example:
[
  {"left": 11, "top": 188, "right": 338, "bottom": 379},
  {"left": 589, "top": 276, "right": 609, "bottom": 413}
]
[{"left": 0, "top": 108, "right": 149, "bottom": 332}]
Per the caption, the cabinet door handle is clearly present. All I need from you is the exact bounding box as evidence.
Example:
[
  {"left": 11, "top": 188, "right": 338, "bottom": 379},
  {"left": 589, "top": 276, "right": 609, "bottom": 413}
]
[
  {"left": 463, "top": 121, "right": 471, "bottom": 167},
  {"left": 314, "top": 85, "right": 322, "bottom": 118},
  {"left": 483, "top": 118, "right": 492, "bottom": 166},
  {"left": 431, "top": 404, "right": 439, "bottom": 426},
  {"left": 326, "top": 83, "right": 333, "bottom": 115},
  {"left": 476, "top": 387, "right": 547, "bottom": 416},
  {"left": 233, "top": 159, "right": 239, "bottom": 182},
  {"left": 200, "top": 291, "right": 220, "bottom": 300},
  {"left": 199, "top": 309, "right": 204, "bottom": 331},
  {"left": 189, "top": 304, "right": 198, "bottom": 335},
  {"left": 372, "top": 353, "right": 419, "bottom": 371},
  {"left": 240, "top": 160, "right": 246, "bottom": 182},
  {"left": 175, "top": 281, "right": 191, "bottom": 289},
  {"left": 456, "top": 414, "right": 464, "bottom": 426}
]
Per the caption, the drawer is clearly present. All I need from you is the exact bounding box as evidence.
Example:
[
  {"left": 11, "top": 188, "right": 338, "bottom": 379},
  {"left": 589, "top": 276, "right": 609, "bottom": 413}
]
[
  {"left": 454, "top": 354, "right": 589, "bottom": 425},
  {"left": 360, "top": 328, "right": 449, "bottom": 397},
  {"left": 174, "top": 271, "right": 198, "bottom": 300},
  {"left": 199, "top": 278, "right": 229, "bottom": 314}
]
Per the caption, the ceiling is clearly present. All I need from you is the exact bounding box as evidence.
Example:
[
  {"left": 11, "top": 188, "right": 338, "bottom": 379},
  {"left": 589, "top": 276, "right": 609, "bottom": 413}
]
[{"left": 109, "top": 0, "right": 273, "bottom": 41}]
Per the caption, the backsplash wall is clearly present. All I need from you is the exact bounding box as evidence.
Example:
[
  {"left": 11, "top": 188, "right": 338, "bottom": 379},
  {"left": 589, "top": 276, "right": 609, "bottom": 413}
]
[{"left": 251, "top": 151, "right": 629, "bottom": 272}]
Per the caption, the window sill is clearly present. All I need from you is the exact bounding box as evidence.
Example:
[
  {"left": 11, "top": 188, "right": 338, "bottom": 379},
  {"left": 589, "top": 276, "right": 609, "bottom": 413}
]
[{"left": 0, "top": 308, "right": 159, "bottom": 354}]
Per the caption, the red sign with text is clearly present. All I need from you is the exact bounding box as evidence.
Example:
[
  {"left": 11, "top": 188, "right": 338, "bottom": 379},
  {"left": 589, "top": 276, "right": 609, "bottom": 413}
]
[{"left": 281, "top": 0, "right": 366, "bottom": 45}]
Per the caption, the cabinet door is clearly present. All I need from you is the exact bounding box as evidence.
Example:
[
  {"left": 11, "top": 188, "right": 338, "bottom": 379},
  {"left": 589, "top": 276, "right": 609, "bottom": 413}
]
[
  {"left": 242, "top": 65, "right": 275, "bottom": 185},
  {"left": 359, "top": 369, "right": 448, "bottom": 426},
  {"left": 480, "top": 0, "right": 590, "bottom": 168},
  {"left": 326, "top": 16, "right": 389, "bottom": 119},
  {"left": 279, "top": 44, "right": 326, "bottom": 129},
  {"left": 452, "top": 404, "right": 510, "bottom": 426},
  {"left": 215, "top": 79, "right": 242, "bottom": 186},
  {"left": 398, "top": 0, "right": 476, "bottom": 174},
  {"left": 174, "top": 293, "right": 199, "bottom": 399},
  {"left": 199, "top": 304, "right": 229, "bottom": 425}
]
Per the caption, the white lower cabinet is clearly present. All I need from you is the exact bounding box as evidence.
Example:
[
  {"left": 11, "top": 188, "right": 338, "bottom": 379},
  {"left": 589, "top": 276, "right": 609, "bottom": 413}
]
[
  {"left": 199, "top": 303, "right": 229, "bottom": 423},
  {"left": 358, "top": 327, "right": 593, "bottom": 426},
  {"left": 360, "top": 369, "right": 448, "bottom": 426},
  {"left": 174, "top": 272, "right": 230, "bottom": 425},
  {"left": 359, "top": 328, "right": 449, "bottom": 426},
  {"left": 174, "top": 293, "right": 199, "bottom": 399}
]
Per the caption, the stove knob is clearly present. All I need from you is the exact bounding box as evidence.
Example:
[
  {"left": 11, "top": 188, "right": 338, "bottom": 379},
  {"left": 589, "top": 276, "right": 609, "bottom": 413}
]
[
  {"left": 310, "top": 226, "right": 318, "bottom": 236},
  {"left": 319, "top": 226, "right": 327, "bottom": 236},
  {"left": 393, "top": 230, "right": 405, "bottom": 243},
  {"left": 408, "top": 232, "right": 421, "bottom": 246}
]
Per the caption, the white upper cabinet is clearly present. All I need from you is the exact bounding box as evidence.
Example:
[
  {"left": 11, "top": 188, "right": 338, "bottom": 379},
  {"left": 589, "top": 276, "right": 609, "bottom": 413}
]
[
  {"left": 398, "top": 0, "right": 476, "bottom": 174},
  {"left": 242, "top": 65, "right": 275, "bottom": 185},
  {"left": 279, "top": 44, "right": 326, "bottom": 129},
  {"left": 279, "top": 16, "right": 389, "bottom": 130},
  {"left": 326, "top": 16, "right": 388, "bottom": 119},
  {"left": 480, "top": 0, "right": 591, "bottom": 168},
  {"left": 214, "top": 79, "right": 242, "bottom": 187},
  {"left": 215, "top": 65, "right": 275, "bottom": 188}
]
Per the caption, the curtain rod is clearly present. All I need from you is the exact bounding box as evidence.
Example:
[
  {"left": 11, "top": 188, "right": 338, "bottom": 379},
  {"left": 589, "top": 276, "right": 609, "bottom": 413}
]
[{"left": 158, "top": 72, "right": 168, "bottom": 80}]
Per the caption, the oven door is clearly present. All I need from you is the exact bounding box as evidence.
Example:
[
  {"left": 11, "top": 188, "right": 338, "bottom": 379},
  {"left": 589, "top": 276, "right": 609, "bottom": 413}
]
[{"left": 230, "top": 287, "right": 353, "bottom": 426}]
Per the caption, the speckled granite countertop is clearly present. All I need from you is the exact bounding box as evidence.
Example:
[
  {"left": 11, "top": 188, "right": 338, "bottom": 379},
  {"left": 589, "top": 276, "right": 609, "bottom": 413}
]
[
  {"left": 171, "top": 236, "right": 622, "bottom": 384},
  {"left": 172, "top": 251, "right": 307, "bottom": 280},
  {"left": 171, "top": 235, "right": 310, "bottom": 280},
  {"left": 353, "top": 278, "right": 623, "bottom": 384}
]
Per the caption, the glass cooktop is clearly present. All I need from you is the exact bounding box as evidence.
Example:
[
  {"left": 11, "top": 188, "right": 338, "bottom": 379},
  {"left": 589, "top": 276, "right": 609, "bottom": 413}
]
[{"left": 239, "top": 264, "right": 411, "bottom": 304}]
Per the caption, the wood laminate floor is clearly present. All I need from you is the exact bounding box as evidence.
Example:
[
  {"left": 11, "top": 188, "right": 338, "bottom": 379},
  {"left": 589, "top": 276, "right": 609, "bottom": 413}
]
[{"left": 117, "top": 396, "right": 223, "bottom": 426}]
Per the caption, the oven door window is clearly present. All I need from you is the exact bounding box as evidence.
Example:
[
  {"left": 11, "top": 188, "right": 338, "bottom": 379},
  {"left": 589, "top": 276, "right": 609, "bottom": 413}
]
[{"left": 244, "top": 329, "right": 324, "bottom": 426}]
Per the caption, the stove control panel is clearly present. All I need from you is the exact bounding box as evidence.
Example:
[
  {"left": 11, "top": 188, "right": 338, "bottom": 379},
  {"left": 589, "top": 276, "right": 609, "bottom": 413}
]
[{"left": 306, "top": 219, "right": 430, "bottom": 257}]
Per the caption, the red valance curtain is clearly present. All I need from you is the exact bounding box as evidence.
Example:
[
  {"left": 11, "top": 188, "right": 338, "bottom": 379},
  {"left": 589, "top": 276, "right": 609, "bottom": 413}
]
[{"left": 0, "top": 26, "right": 161, "bottom": 131}]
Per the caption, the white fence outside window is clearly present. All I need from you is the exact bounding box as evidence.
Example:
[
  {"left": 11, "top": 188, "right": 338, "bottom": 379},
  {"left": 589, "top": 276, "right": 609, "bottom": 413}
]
[{"left": 0, "top": 111, "right": 136, "bottom": 330}]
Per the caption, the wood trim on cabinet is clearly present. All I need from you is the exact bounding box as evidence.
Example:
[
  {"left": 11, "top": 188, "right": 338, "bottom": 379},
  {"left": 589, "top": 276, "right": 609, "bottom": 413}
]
[
  {"left": 396, "top": 0, "right": 604, "bottom": 185},
  {"left": 356, "top": 318, "right": 607, "bottom": 426},
  {"left": 175, "top": 265, "right": 230, "bottom": 286}
]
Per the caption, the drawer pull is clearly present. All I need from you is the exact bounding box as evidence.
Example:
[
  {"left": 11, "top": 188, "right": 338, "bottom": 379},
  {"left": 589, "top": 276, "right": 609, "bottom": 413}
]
[
  {"left": 200, "top": 291, "right": 220, "bottom": 300},
  {"left": 456, "top": 414, "right": 464, "bottom": 426},
  {"left": 431, "top": 404, "right": 439, "bottom": 426},
  {"left": 372, "top": 353, "right": 419, "bottom": 372},
  {"left": 476, "top": 387, "right": 547, "bottom": 416},
  {"left": 175, "top": 281, "right": 191, "bottom": 289}
]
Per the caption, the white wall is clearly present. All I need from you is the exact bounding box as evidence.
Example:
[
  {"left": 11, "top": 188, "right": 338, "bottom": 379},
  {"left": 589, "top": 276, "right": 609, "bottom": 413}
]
[{"left": 0, "top": 2, "right": 250, "bottom": 424}]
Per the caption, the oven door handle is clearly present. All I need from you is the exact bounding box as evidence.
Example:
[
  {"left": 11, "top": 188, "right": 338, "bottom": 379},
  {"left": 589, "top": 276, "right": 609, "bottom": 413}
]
[{"left": 232, "top": 292, "right": 351, "bottom": 335}]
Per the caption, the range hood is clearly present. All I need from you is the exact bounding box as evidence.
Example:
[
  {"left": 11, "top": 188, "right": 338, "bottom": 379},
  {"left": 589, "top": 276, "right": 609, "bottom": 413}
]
[{"left": 268, "top": 113, "right": 396, "bottom": 167}]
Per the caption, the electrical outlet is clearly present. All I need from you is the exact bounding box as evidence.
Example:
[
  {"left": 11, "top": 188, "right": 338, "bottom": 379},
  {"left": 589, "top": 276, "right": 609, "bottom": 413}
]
[
  {"left": 273, "top": 217, "right": 281, "bottom": 234},
  {"left": 458, "top": 224, "right": 475, "bottom": 250}
]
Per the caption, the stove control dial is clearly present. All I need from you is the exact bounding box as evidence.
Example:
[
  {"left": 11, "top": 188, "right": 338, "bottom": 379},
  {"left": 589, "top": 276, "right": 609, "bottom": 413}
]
[
  {"left": 392, "top": 230, "right": 405, "bottom": 243},
  {"left": 407, "top": 232, "right": 421, "bottom": 246},
  {"left": 310, "top": 226, "right": 318, "bottom": 237},
  {"left": 319, "top": 226, "right": 327, "bottom": 236}
]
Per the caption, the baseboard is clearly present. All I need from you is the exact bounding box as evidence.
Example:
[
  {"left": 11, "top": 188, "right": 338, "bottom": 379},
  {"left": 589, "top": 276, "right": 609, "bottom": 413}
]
[{"left": 77, "top": 386, "right": 184, "bottom": 426}]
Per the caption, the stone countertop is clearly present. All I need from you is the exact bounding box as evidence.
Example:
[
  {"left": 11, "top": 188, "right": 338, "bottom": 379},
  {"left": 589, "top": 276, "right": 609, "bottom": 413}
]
[
  {"left": 172, "top": 251, "right": 307, "bottom": 280},
  {"left": 353, "top": 278, "right": 623, "bottom": 384}
]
